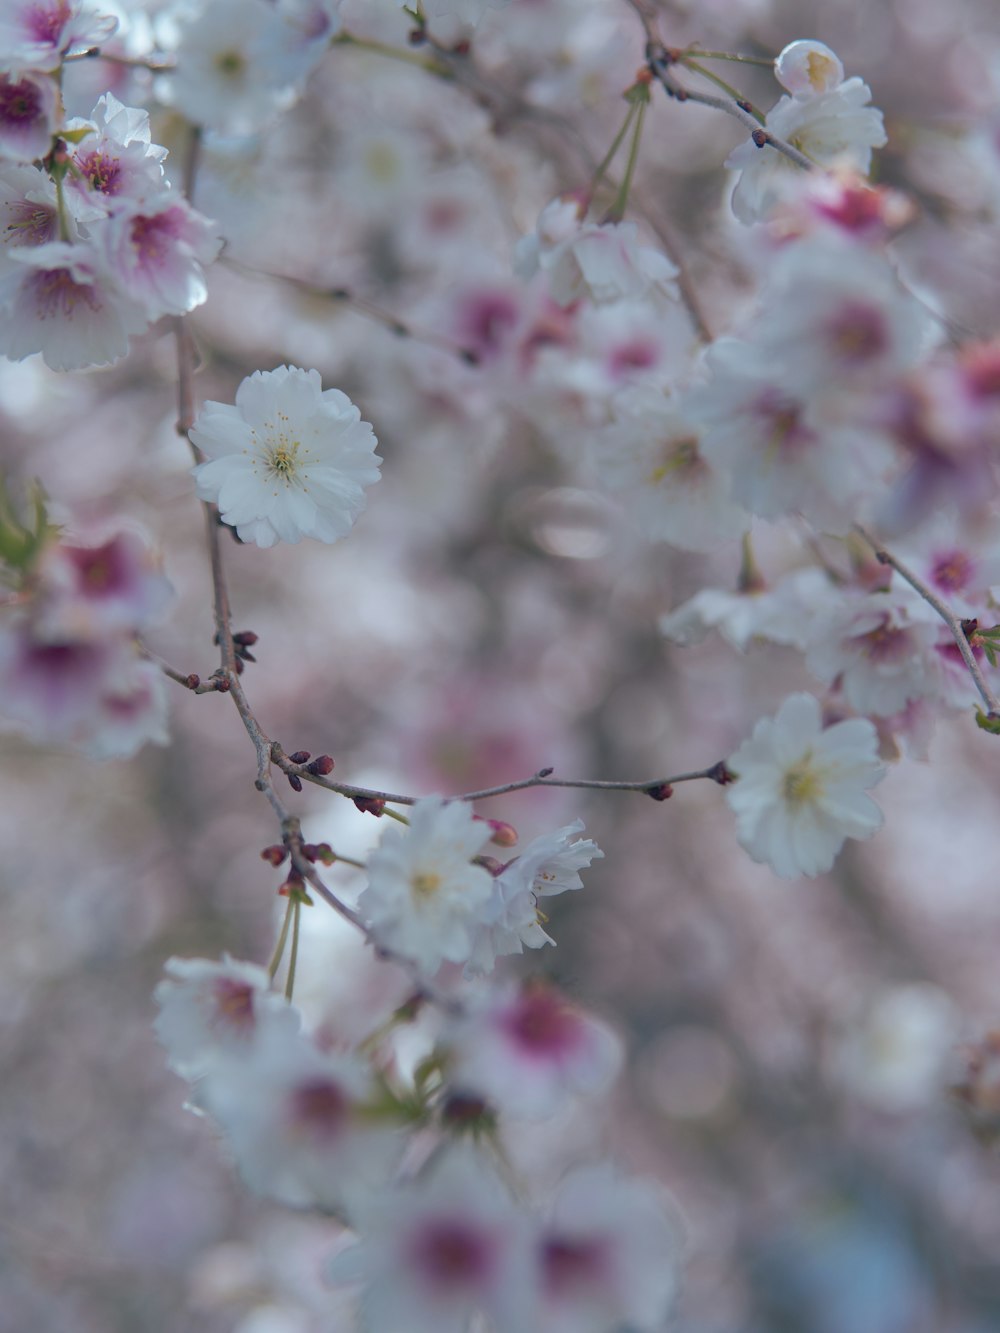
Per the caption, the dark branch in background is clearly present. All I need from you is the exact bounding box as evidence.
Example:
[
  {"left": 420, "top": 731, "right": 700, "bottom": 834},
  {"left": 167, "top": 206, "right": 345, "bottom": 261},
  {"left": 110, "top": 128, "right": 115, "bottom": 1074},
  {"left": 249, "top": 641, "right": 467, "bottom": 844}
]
[{"left": 623, "top": 0, "right": 815, "bottom": 172}]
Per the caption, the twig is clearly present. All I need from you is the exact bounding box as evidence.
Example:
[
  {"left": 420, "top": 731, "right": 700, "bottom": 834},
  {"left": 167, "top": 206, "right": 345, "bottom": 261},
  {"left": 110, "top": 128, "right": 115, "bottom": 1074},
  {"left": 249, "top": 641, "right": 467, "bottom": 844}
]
[
  {"left": 269, "top": 749, "right": 729, "bottom": 806},
  {"left": 647, "top": 49, "right": 814, "bottom": 172},
  {"left": 854, "top": 524, "right": 1000, "bottom": 717}
]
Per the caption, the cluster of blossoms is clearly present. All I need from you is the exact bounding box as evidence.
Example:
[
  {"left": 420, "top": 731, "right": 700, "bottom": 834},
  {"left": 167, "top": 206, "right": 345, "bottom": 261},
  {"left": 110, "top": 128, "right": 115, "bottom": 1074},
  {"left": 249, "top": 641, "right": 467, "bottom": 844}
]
[
  {"left": 0, "top": 32, "right": 222, "bottom": 368},
  {"left": 154, "top": 799, "right": 678, "bottom": 1331},
  {"left": 9, "top": 4, "right": 1000, "bottom": 1326},
  {"left": 0, "top": 521, "right": 172, "bottom": 756}
]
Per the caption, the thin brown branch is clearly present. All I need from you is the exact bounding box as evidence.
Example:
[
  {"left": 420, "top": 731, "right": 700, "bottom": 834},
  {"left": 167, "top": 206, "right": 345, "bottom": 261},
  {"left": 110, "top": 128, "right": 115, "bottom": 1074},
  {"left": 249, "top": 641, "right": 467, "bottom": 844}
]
[
  {"left": 855, "top": 523, "right": 1000, "bottom": 717},
  {"left": 270, "top": 747, "right": 728, "bottom": 806}
]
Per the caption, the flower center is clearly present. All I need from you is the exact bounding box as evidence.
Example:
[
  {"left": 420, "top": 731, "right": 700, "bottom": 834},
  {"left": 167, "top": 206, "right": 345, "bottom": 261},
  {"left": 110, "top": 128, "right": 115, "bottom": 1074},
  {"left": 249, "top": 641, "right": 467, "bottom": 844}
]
[
  {"left": 411, "top": 872, "right": 442, "bottom": 900},
  {"left": 267, "top": 440, "right": 300, "bottom": 479},
  {"left": 783, "top": 758, "right": 822, "bottom": 807}
]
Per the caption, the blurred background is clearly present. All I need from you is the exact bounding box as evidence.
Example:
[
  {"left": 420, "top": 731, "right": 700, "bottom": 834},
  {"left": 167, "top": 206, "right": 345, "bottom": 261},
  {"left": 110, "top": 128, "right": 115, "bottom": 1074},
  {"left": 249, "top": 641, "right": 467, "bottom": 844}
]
[{"left": 4, "top": 0, "right": 1000, "bottom": 1328}]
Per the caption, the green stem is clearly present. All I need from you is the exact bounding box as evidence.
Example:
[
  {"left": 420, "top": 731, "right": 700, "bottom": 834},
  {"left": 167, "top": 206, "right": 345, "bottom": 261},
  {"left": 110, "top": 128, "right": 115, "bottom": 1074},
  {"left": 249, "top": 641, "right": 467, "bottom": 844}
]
[
  {"left": 268, "top": 895, "right": 294, "bottom": 980},
  {"left": 590, "top": 101, "right": 638, "bottom": 196},
  {"left": 285, "top": 897, "right": 301, "bottom": 1001},
  {"left": 679, "top": 56, "right": 766, "bottom": 124},
  {"left": 607, "top": 99, "right": 646, "bottom": 221},
  {"left": 333, "top": 30, "right": 449, "bottom": 76},
  {"left": 381, "top": 806, "right": 410, "bottom": 826},
  {"left": 684, "top": 49, "right": 775, "bottom": 69}
]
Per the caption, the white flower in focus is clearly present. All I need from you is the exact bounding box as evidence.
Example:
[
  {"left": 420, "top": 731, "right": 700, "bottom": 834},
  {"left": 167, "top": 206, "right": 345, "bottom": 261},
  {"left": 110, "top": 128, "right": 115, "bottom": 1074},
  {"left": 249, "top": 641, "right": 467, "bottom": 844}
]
[
  {"left": 331, "top": 1146, "right": 533, "bottom": 1333},
  {"left": 444, "top": 980, "right": 623, "bottom": 1119},
  {"left": 727, "top": 78, "right": 887, "bottom": 224},
  {"left": 726, "top": 693, "right": 885, "bottom": 879},
  {"left": 534, "top": 1163, "right": 680, "bottom": 1333},
  {"left": 775, "top": 40, "right": 845, "bottom": 97},
  {"left": 466, "top": 819, "right": 603, "bottom": 976},
  {"left": 154, "top": 954, "right": 300, "bottom": 1080},
  {"left": 516, "top": 198, "right": 678, "bottom": 308},
  {"left": 190, "top": 366, "right": 381, "bottom": 548},
  {"left": 359, "top": 796, "right": 494, "bottom": 977}
]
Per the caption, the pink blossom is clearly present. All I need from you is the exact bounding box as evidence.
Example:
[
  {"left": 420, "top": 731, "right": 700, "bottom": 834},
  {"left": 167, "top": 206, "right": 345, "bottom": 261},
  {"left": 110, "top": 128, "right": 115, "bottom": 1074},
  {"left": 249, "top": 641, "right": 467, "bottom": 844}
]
[
  {"left": 444, "top": 980, "right": 623, "bottom": 1117},
  {"left": 0, "top": 239, "right": 144, "bottom": 369},
  {"left": 0, "top": 69, "right": 57, "bottom": 161},
  {"left": 0, "top": 0, "right": 118, "bottom": 73},
  {"left": 100, "top": 193, "right": 222, "bottom": 320}
]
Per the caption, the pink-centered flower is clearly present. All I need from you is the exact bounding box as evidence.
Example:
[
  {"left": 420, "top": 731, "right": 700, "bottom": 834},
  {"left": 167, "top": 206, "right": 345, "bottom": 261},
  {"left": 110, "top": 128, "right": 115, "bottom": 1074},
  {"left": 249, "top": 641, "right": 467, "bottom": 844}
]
[
  {"left": 0, "top": 0, "right": 118, "bottom": 73},
  {"left": 154, "top": 954, "right": 301, "bottom": 1080},
  {"left": 444, "top": 980, "right": 623, "bottom": 1118},
  {"left": 0, "top": 69, "right": 57, "bottom": 160}
]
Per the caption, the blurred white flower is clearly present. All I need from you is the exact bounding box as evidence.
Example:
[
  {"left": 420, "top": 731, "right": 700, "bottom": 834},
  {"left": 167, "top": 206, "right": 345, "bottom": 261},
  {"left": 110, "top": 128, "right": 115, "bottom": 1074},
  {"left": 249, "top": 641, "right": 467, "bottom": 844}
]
[
  {"left": 516, "top": 198, "right": 678, "bottom": 308},
  {"left": 726, "top": 692, "right": 885, "bottom": 878},
  {"left": 154, "top": 954, "right": 300, "bottom": 1081},
  {"left": 0, "top": 0, "right": 117, "bottom": 73},
  {"left": 443, "top": 980, "right": 623, "bottom": 1118},
  {"left": 533, "top": 1163, "right": 680, "bottom": 1333},
  {"left": 190, "top": 366, "right": 381, "bottom": 548},
  {"left": 332, "top": 1146, "right": 532, "bottom": 1333}
]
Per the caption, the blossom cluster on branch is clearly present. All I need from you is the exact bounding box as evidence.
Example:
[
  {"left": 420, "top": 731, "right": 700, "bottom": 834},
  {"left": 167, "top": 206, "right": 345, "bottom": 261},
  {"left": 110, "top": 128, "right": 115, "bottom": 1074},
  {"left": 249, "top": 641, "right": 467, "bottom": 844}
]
[{"left": 4, "top": 0, "right": 1000, "bottom": 1329}]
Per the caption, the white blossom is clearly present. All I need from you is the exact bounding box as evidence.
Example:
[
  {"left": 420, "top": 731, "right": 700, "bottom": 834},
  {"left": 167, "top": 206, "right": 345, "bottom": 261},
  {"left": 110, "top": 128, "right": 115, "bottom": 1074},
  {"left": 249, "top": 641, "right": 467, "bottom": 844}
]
[
  {"left": 153, "top": 954, "right": 300, "bottom": 1080},
  {"left": 727, "top": 77, "right": 887, "bottom": 224},
  {"left": 516, "top": 198, "right": 678, "bottom": 308},
  {"left": 190, "top": 366, "right": 381, "bottom": 548},
  {"left": 331, "top": 1146, "right": 533, "bottom": 1333},
  {"left": 443, "top": 980, "right": 623, "bottom": 1118},
  {"left": 726, "top": 692, "right": 885, "bottom": 878},
  {"left": 359, "top": 796, "right": 495, "bottom": 977},
  {"left": 774, "top": 40, "right": 845, "bottom": 98},
  {"left": 533, "top": 1163, "right": 680, "bottom": 1333},
  {"left": 466, "top": 819, "right": 603, "bottom": 976}
]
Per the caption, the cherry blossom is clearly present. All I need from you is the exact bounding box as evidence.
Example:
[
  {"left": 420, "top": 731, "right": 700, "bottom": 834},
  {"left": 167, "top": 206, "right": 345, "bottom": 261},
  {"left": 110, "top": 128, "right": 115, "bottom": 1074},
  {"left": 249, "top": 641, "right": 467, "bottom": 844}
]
[
  {"left": 190, "top": 366, "right": 382, "bottom": 548},
  {"left": 725, "top": 692, "right": 886, "bottom": 879}
]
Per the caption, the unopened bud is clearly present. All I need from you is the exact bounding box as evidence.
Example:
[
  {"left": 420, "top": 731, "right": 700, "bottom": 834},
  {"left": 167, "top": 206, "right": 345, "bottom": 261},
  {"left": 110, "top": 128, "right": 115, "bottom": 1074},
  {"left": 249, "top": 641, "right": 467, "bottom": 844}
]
[
  {"left": 261, "top": 844, "right": 288, "bottom": 866},
  {"left": 287, "top": 773, "right": 303, "bottom": 792},
  {"left": 354, "top": 796, "right": 385, "bottom": 817},
  {"left": 708, "top": 761, "right": 736, "bottom": 786},
  {"left": 485, "top": 818, "right": 517, "bottom": 847},
  {"left": 185, "top": 673, "right": 201, "bottom": 690},
  {"left": 288, "top": 750, "right": 311, "bottom": 765},
  {"left": 307, "top": 755, "right": 335, "bottom": 776},
  {"left": 233, "top": 630, "right": 258, "bottom": 646},
  {"left": 646, "top": 783, "right": 673, "bottom": 801}
]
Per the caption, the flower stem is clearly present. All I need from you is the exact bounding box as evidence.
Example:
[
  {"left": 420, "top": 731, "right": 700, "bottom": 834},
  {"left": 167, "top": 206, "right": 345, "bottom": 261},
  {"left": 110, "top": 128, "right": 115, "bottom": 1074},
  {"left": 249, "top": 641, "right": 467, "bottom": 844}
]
[
  {"left": 590, "top": 100, "right": 638, "bottom": 197},
  {"left": 285, "top": 897, "right": 302, "bottom": 1002},
  {"left": 268, "top": 896, "right": 294, "bottom": 980},
  {"left": 607, "top": 98, "right": 646, "bottom": 221}
]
